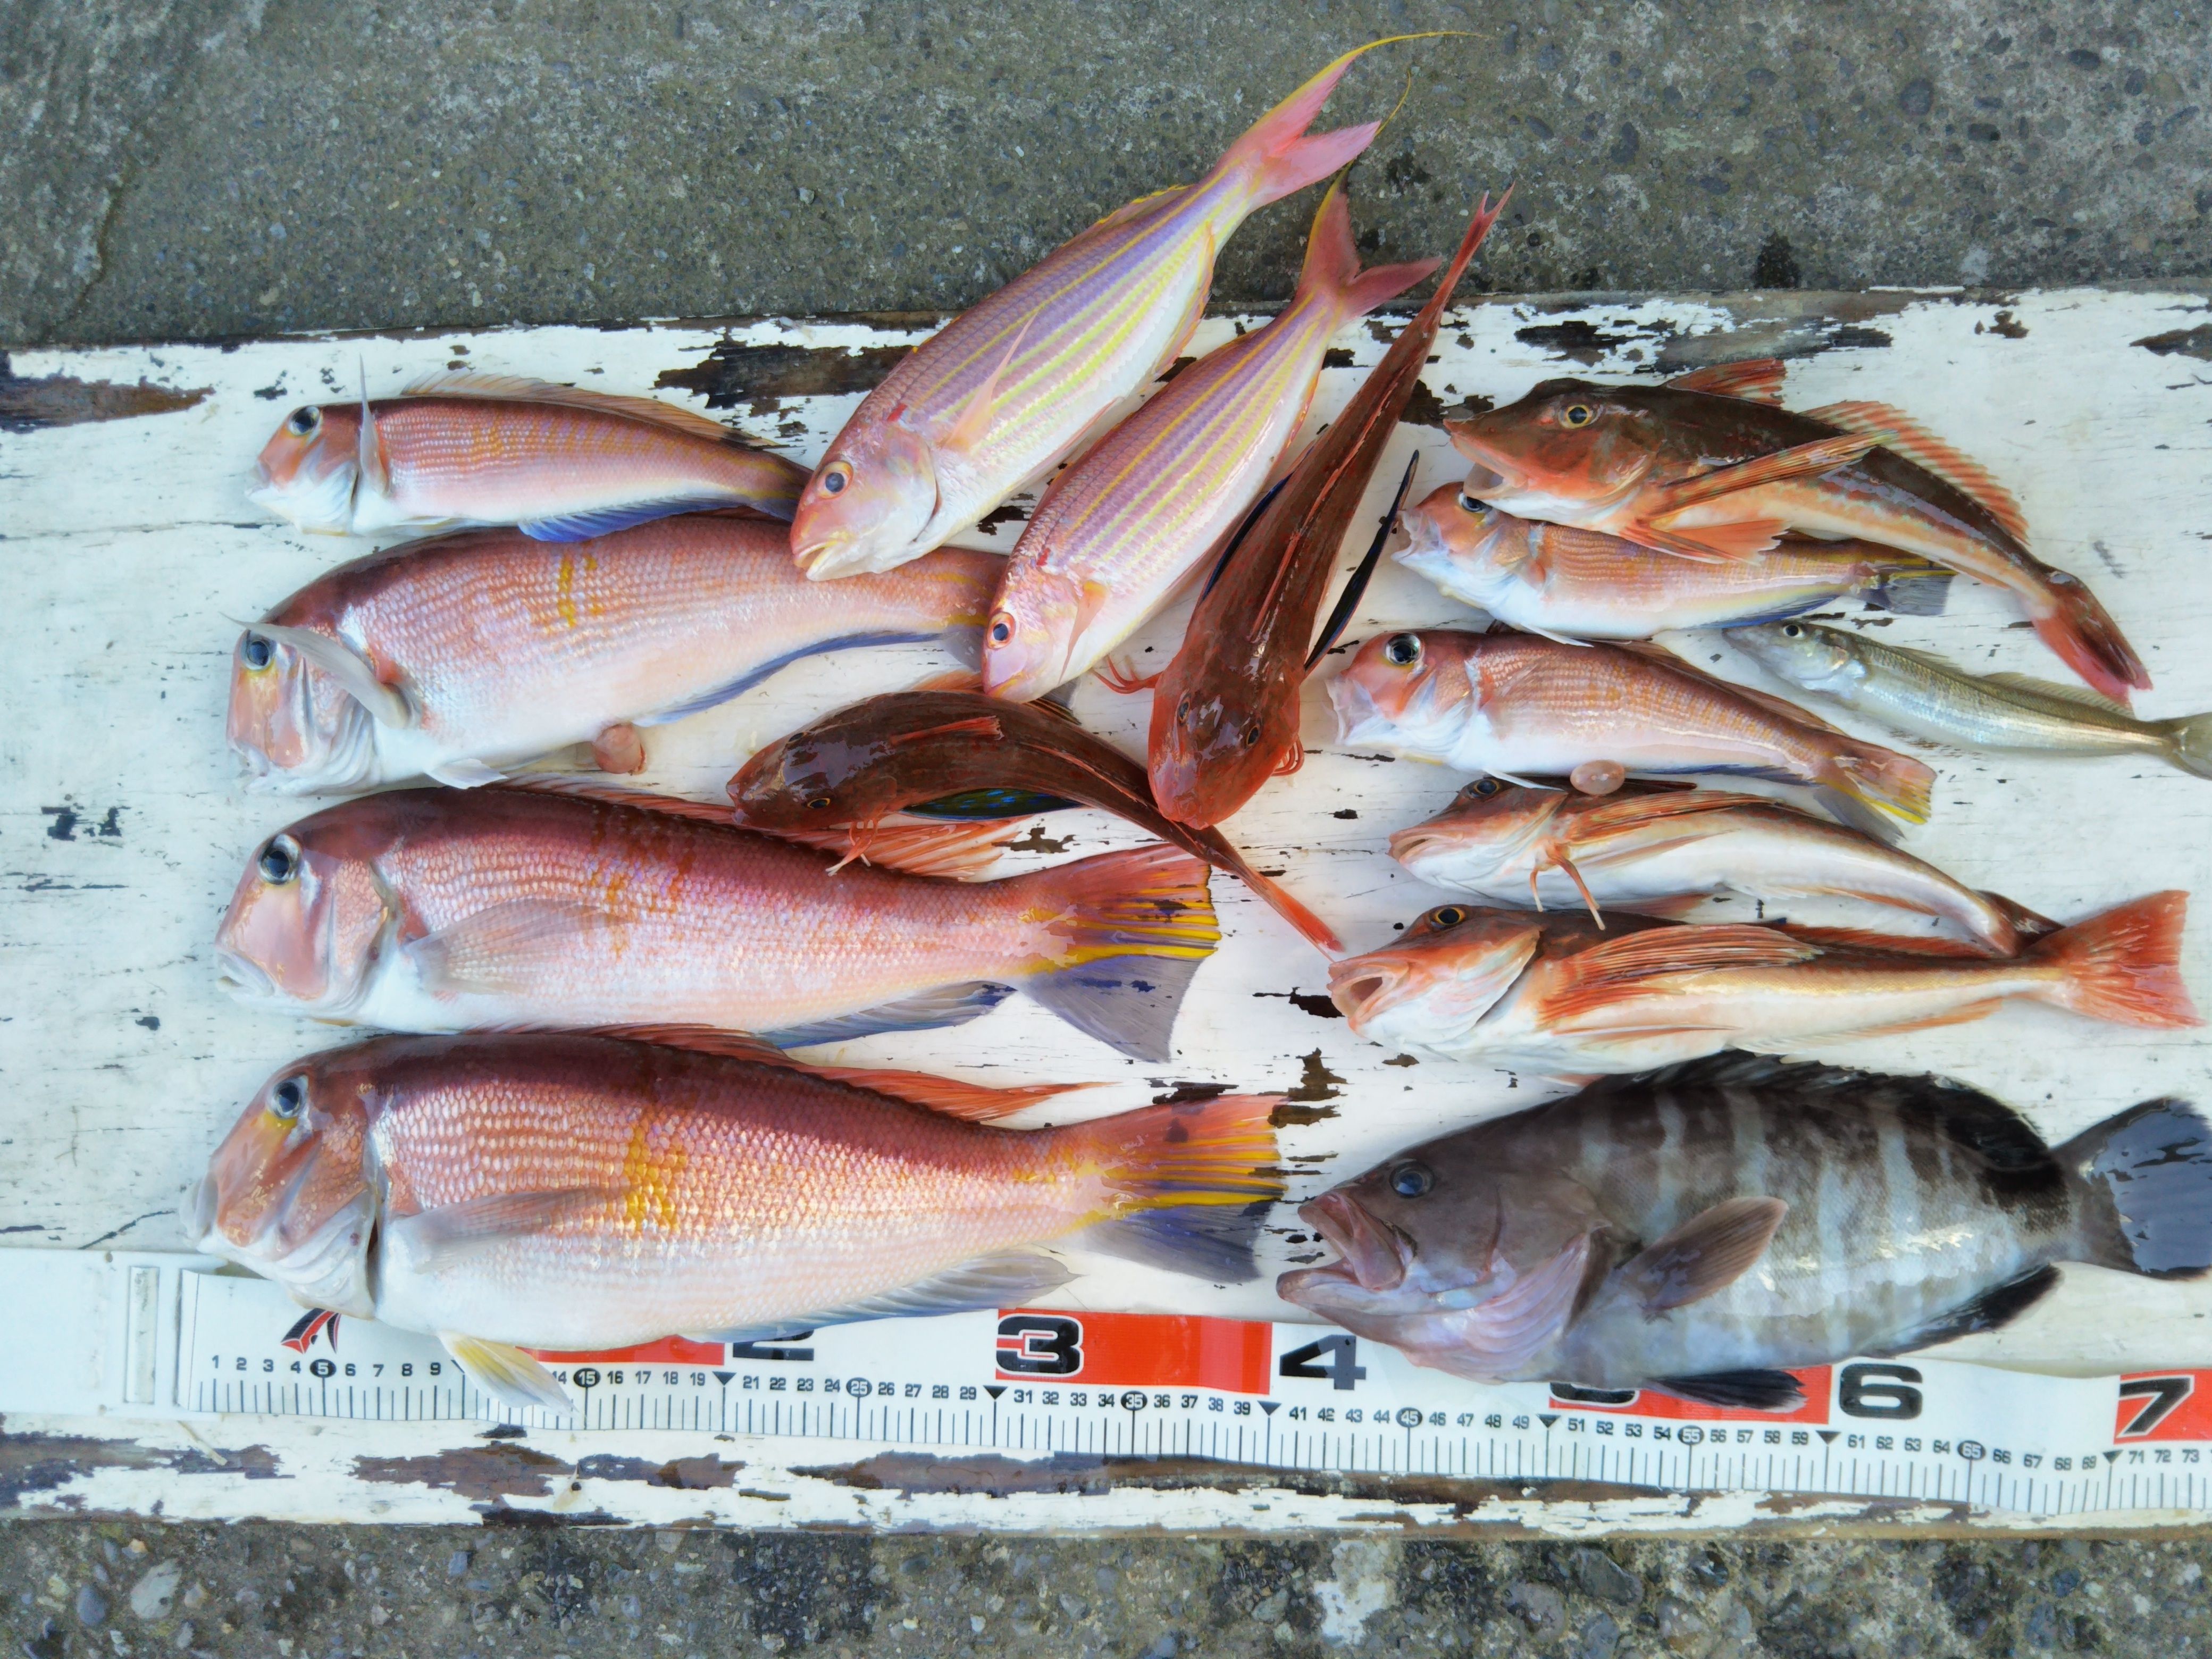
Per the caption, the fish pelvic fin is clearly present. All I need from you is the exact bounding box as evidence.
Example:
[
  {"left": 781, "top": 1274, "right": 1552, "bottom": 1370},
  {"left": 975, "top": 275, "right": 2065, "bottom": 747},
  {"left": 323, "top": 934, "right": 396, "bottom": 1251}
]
[
  {"left": 1017, "top": 843, "right": 1221, "bottom": 1061},
  {"left": 2028, "top": 890, "right": 2201, "bottom": 1029},
  {"left": 1664, "top": 359, "right": 1788, "bottom": 404},
  {"left": 441, "top": 1331, "right": 573, "bottom": 1414},
  {"left": 2160, "top": 710, "right": 2212, "bottom": 780},
  {"left": 1298, "top": 178, "right": 1440, "bottom": 319},
  {"left": 2062, "top": 1098, "right": 2212, "bottom": 1278},
  {"left": 399, "top": 370, "right": 745, "bottom": 443},
  {"left": 1071, "top": 1093, "right": 1286, "bottom": 1283},
  {"left": 1823, "top": 740, "right": 1936, "bottom": 827},
  {"left": 2030, "top": 577, "right": 2150, "bottom": 703},
  {"left": 1615, "top": 1197, "right": 1788, "bottom": 1315},
  {"left": 1647, "top": 1369, "right": 1804, "bottom": 1411}
]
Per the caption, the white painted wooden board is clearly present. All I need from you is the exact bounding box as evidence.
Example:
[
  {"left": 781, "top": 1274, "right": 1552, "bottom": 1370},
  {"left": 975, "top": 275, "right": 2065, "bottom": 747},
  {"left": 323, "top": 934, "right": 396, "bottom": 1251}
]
[{"left": 5, "top": 284, "right": 2212, "bottom": 1407}]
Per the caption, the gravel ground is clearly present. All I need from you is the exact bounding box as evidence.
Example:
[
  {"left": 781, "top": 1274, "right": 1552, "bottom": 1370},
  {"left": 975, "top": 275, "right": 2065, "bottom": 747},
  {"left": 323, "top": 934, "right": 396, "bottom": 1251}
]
[{"left": 7, "top": 1524, "right": 2212, "bottom": 1657}]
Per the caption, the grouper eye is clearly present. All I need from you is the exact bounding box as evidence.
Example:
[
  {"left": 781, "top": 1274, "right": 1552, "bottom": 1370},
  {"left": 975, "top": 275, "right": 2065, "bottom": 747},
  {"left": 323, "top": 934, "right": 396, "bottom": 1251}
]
[
  {"left": 258, "top": 834, "right": 300, "bottom": 885},
  {"left": 241, "top": 633, "right": 274, "bottom": 671},
  {"left": 270, "top": 1076, "right": 307, "bottom": 1121},
  {"left": 285, "top": 406, "right": 321, "bottom": 437},
  {"left": 1391, "top": 1162, "right": 1435, "bottom": 1199},
  {"left": 1382, "top": 633, "right": 1422, "bottom": 668}
]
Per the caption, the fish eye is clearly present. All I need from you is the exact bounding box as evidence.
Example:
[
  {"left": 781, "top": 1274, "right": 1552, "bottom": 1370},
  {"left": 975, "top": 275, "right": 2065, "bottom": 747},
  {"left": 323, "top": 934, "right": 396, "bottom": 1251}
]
[
  {"left": 806, "top": 795, "right": 834, "bottom": 811},
  {"left": 257, "top": 834, "right": 300, "bottom": 885},
  {"left": 1391, "top": 1162, "right": 1435, "bottom": 1199},
  {"left": 285, "top": 406, "right": 321, "bottom": 437},
  {"left": 1561, "top": 403, "right": 1595, "bottom": 428},
  {"left": 1243, "top": 723, "right": 1262, "bottom": 749},
  {"left": 1177, "top": 694, "right": 1192, "bottom": 724},
  {"left": 988, "top": 612, "right": 1015, "bottom": 646},
  {"left": 241, "top": 633, "right": 274, "bottom": 672},
  {"left": 1781, "top": 623, "right": 1804, "bottom": 638},
  {"left": 1457, "top": 492, "right": 1482, "bottom": 513},
  {"left": 818, "top": 460, "right": 852, "bottom": 497},
  {"left": 270, "top": 1076, "right": 307, "bottom": 1121},
  {"left": 1429, "top": 906, "right": 1468, "bottom": 928},
  {"left": 1382, "top": 633, "right": 1422, "bottom": 668},
  {"left": 1472, "top": 778, "right": 1502, "bottom": 798}
]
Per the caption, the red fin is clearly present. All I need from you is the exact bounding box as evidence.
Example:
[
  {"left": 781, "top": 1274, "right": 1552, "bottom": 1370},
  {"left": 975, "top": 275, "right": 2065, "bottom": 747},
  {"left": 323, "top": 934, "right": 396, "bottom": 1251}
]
[
  {"left": 1096, "top": 657, "right": 1163, "bottom": 695},
  {"left": 1802, "top": 400, "right": 2029, "bottom": 543},
  {"left": 1564, "top": 789, "right": 1786, "bottom": 836},
  {"left": 889, "top": 715, "right": 1003, "bottom": 745},
  {"left": 1665, "top": 360, "right": 1788, "bottom": 405},
  {"left": 1208, "top": 838, "right": 1342, "bottom": 953},
  {"left": 491, "top": 776, "right": 738, "bottom": 824},
  {"left": 1223, "top": 39, "right": 1413, "bottom": 206},
  {"left": 1828, "top": 743, "right": 1936, "bottom": 825},
  {"left": 1626, "top": 516, "right": 1790, "bottom": 563},
  {"left": 1647, "top": 432, "right": 1879, "bottom": 515},
  {"left": 1777, "top": 925, "right": 2002, "bottom": 960},
  {"left": 1807, "top": 999, "right": 2012, "bottom": 1040},
  {"left": 586, "top": 1024, "right": 1087, "bottom": 1122},
  {"left": 770, "top": 816, "right": 1015, "bottom": 881},
  {"left": 1544, "top": 925, "right": 1823, "bottom": 1017},
  {"left": 2031, "top": 584, "right": 2150, "bottom": 703},
  {"left": 1984, "top": 890, "right": 2060, "bottom": 945},
  {"left": 2028, "top": 891, "right": 2201, "bottom": 1029}
]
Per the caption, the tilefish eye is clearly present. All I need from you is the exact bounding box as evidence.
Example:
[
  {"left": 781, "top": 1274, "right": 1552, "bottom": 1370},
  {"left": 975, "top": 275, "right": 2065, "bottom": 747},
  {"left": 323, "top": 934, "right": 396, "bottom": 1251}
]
[
  {"left": 1390, "top": 1162, "right": 1435, "bottom": 1199},
  {"left": 988, "top": 613, "right": 1016, "bottom": 646},
  {"left": 258, "top": 834, "right": 301, "bottom": 885},
  {"left": 270, "top": 1076, "right": 307, "bottom": 1121},
  {"left": 241, "top": 633, "right": 274, "bottom": 671},
  {"left": 1383, "top": 633, "right": 1422, "bottom": 668},
  {"left": 285, "top": 406, "right": 321, "bottom": 437},
  {"left": 1561, "top": 402, "right": 1595, "bottom": 428},
  {"left": 818, "top": 460, "right": 852, "bottom": 496}
]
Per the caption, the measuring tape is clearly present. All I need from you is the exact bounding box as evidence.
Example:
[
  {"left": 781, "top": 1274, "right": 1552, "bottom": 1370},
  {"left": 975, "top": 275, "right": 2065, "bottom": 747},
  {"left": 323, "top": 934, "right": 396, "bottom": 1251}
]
[{"left": 13, "top": 1251, "right": 2212, "bottom": 1518}]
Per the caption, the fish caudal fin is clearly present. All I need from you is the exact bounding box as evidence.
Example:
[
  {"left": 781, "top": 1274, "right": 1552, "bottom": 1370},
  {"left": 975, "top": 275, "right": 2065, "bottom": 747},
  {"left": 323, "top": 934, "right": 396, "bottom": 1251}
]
[
  {"left": 2027, "top": 890, "right": 2200, "bottom": 1029},
  {"left": 1865, "top": 566, "right": 1954, "bottom": 617},
  {"left": 2032, "top": 580, "right": 2150, "bottom": 704},
  {"left": 1017, "top": 845, "right": 1221, "bottom": 1061},
  {"left": 1225, "top": 38, "right": 1443, "bottom": 207},
  {"left": 2162, "top": 712, "right": 2212, "bottom": 781},
  {"left": 1823, "top": 742, "right": 1935, "bottom": 828},
  {"left": 1071, "top": 1094, "right": 1286, "bottom": 1283},
  {"left": 2061, "top": 1098, "right": 2212, "bottom": 1278},
  {"left": 1296, "top": 181, "right": 1438, "bottom": 318}
]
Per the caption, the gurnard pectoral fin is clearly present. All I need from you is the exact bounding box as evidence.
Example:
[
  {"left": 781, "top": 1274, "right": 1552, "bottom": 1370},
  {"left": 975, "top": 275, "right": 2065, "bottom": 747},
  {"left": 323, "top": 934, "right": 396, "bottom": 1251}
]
[
  {"left": 2030, "top": 586, "right": 2151, "bottom": 706},
  {"left": 441, "top": 1331, "right": 574, "bottom": 1414},
  {"left": 1664, "top": 359, "right": 1788, "bottom": 405}
]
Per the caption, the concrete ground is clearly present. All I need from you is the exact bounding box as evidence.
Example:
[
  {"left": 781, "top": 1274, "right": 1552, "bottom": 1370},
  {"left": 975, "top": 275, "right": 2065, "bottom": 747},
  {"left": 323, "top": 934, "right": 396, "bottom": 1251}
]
[{"left": 6, "top": 0, "right": 2212, "bottom": 1647}]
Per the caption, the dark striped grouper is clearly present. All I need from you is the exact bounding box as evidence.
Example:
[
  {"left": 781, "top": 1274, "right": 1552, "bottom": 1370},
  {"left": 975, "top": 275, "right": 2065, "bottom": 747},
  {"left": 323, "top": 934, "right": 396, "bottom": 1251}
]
[{"left": 1277, "top": 1055, "right": 2212, "bottom": 1409}]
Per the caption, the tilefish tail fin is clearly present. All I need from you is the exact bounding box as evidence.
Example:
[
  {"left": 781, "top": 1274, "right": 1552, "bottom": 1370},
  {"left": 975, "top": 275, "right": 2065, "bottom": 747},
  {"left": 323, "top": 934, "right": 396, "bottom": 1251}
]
[
  {"left": 2062, "top": 1097, "right": 2212, "bottom": 1279},
  {"left": 1071, "top": 1093, "right": 1287, "bottom": 1283}
]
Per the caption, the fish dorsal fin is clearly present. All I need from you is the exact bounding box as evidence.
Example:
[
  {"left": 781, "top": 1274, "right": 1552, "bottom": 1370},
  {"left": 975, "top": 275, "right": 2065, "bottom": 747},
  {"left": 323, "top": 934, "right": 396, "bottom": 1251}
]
[
  {"left": 1085, "top": 184, "right": 1191, "bottom": 238},
  {"left": 491, "top": 776, "right": 740, "bottom": 825},
  {"left": 1803, "top": 400, "right": 2029, "bottom": 543},
  {"left": 250, "top": 623, "right": 414, "bottom": 728},
  {"left": 1664, "top": 359, "right": 1788, "bottom": 405},
  {"left": 1559, "top": 924, "right": 1822, "bottom": 993},
  {"left": 1616, "top": 1196, "right": 1788, "bottom": 1314},
  {"left": 1776, "top": 925, "right": 1997, "bottom": 959},
  {"left": 1566, "top": 790, "right": 1789, "bottom": 837},
  {"left": 584, "top": 1024, "right": 1085, "bottom": 1122},
  {"left": 1980, "top": 671, "right": 2134, "bottom": 715},
  {"left": 760, "top": 817, "right": 1013, "bottom": 881},
  {"left": 399, "top": 370, "right": 742, "bottom": 444}
]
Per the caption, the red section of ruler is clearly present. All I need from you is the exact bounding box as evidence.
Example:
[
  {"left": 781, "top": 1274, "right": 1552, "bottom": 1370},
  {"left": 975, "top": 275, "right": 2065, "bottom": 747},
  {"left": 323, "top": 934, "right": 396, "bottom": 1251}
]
[
  {"left": 2115, "top": 1371, "right": 2212, "bottom": 1440},
  {"left": 527, "top": 1336, "right": 727, "bottom": 1365},
  {"left": 1549, "top": 1368, "right": 1832, "bottom": 1426},
  {"left": 994, "top": 1309, "right": 1272, "bottom": 1395}
]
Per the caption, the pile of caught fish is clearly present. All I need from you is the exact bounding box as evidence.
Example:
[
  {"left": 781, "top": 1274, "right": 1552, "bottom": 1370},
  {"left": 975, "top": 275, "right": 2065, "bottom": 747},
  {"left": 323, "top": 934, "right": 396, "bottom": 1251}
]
[{"left": 189, "top": 36, "right": 2212, "bottom": 1418}]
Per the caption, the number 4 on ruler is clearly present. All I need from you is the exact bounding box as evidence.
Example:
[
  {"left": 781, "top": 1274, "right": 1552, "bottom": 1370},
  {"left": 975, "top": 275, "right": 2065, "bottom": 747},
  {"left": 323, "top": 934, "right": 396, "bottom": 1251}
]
[{"left": 1279, "top": 1335, "right": 1365, "bottom": 1391}]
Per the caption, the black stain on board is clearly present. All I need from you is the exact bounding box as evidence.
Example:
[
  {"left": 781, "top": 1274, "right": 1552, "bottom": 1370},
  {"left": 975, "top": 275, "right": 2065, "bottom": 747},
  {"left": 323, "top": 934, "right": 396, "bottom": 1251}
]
[
  {"left": 1286, "top": 1049, "right": 1346, "bottom": 1102},
  {"left": 656, "top": 339, "right": 914, "bottom": 416},
  {"left": 40, "top": 803, "right": 122, "bottom": 841},
  {"left": 1255, "top": 990, "right": 1345, "bottom": 1020},
  {"left": 1514, "top": 319, "right": 1638, "bottom": 364},
  {"left": 0, "top": 353, "right": 210, "bottom": 432},
  {"left": 2135, "top": 323, "right": 2212, "bottom": 361}
]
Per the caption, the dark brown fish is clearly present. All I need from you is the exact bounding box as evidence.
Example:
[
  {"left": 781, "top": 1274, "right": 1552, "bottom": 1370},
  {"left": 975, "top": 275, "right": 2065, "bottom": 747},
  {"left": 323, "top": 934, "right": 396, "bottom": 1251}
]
[
  {"left": 1279, "top": 1053, "right": 2212, "bottom": 1407},
  {"left": 725, "top": 690, "right": 1341, "bottom": 951}
]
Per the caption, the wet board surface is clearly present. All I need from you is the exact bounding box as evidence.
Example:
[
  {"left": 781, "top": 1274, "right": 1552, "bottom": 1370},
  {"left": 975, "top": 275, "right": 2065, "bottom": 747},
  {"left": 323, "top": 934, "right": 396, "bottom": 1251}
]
[{"left": 4, "top": 283, "right": 2212, "bottom": 1529}]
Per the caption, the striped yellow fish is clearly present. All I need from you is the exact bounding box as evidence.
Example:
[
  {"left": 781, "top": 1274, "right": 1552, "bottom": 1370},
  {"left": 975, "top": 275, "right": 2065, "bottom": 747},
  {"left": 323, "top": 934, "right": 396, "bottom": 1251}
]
[
  {"left": 981, "top": 182, "right": 1433, "bottom": 701},
  {"left": 790, "top": 39, "right": 1441, "bottom": 579}
]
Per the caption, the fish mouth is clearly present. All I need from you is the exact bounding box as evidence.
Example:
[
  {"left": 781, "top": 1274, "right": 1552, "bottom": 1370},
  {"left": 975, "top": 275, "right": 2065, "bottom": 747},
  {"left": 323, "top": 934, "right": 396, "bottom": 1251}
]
[
  {"left": 1326, "top": 954, "right": 1414, "bottom": 1029},
  {"left": 1326, "top": 675, "right": 1389, "bottom": 746},
  {"left": 216, "top": 950, "right": 276, "bottom": 1002},
  {"left": 1446, "top": 431, "right": 1527, "bottom": 500},
  {"left": 1298, "top": 1191, "right": 1411, "bottom": 1293}
]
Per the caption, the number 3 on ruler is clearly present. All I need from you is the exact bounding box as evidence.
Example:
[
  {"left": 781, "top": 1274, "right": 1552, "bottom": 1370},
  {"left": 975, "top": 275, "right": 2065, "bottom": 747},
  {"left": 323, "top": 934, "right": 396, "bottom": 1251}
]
[{"left": 1279, "top": 1335, "right": 1366, "bottom": 1391}]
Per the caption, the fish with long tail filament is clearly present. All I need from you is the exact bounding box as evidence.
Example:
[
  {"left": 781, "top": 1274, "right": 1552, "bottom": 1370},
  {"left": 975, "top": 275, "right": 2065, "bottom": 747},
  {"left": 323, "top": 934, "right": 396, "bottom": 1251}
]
[
  {"left": 1325, "top": 895, "right": 2198, "bottom": 1077},
  {"left": 192, "top": 1029, "right": 1285, "bottom": 1411},
  {"left": 1327, "top": 626, "right": 1936, "bottom": 841},
  {"left": 789, "top": 37, "right": 1449, "bottom": 579},
  {"left": 1396, "top": 485, "right": 1953, "bottom": 639},
  {"left": 227, "top": 516, "right": 1000, "bottom": 793},
  {"left": 1391, "top": 778, "right": 2052, "bottom": 956},
  {"left": 1731, "top": 620, "right": 2212, "bottom": 776},
  {"left": 215, "top": 784, "right": 1225, "bottom": 1062},
  {"left": 250, "top": 373, "right": 805, "bottom": 539},
  {"left": 979, "top": 180, "right": 1436, "bottom": 702},
  {"left": 1444, "top": 360, "right": 2146, "bottom": 703},
  {"left": 725, "top": 689, "right": 1343, "bottom": 952},
  {"left": 1278, "top": 1053, "right": 2212, "bottom": 1407},
  {"left": 1143, "top": 188, "right": 1507, "bottom": 827}
]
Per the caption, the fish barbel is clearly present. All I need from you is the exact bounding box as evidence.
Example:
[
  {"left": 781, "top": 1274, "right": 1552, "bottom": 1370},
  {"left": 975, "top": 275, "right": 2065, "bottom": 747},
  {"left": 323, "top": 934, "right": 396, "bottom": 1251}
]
[
  {"left": 250, "top": 372, "right": 805, "bottom": 540},
  {"left": 725, "top": 689, "right": 1342, "bottom": 952},
  {"left": 1444, "top": 359, "right": 2147, "bottom": 703},
  {"left": 788, "top": 38, "right": 1440, "bottom": 579},
  {"left": 1327, "top": 627, "right": 1935, "bottom": 838},
  {"left": 1389, "top": 778, "right": 2049, "bottom": 956},
  {"left": 227, "top": 517, "right": 999, "bottom": 794},
  {"left": 1395, "top": 484, "right": 1953, "bottom": 639},
  {"left": 192, "top": 1029, "right": 1285, "bottom": 1410},
  {"left": 1143, "top": 188, "right": 1506, "bottom": 827},
  {"left": 1326, "top": 894, "right": 2198, "bottom": 1075},
  {"left": 216, "top": 785, "right": 1224, "bottom": 1061},
  {"left": 980, "top": 181, "right": 1436, "bottom": 702},
  {"left": 1731, "top": 621, "right": 2212, "bottom": 777},
  {"left": 1278, "top": 1052, "right": 2212, "bottom": 1405}
]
